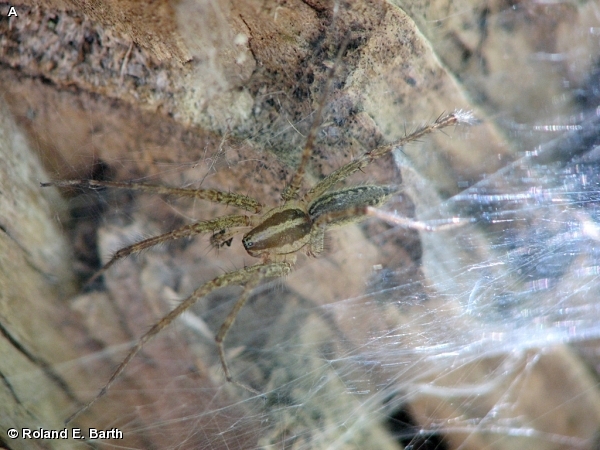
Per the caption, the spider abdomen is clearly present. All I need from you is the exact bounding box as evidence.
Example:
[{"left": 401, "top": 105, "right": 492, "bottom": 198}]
[
  {"left": 243, "top": 207, "right": 312, "bottom": 257},
  {"left": 308, "top": 185, "right": 396, "bottom": 226}
]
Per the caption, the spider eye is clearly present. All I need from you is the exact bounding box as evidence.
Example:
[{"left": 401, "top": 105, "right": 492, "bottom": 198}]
[{"left": 244, "top": 239, "right": 254, "bottom": 248}]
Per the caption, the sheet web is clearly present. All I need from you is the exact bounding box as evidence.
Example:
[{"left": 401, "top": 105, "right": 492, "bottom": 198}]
[
  {"left": 12, "top": 1, "right": 600, "bottom": 448},
  {"left": 56, "top": 113, "right": 600, "bottom": 450}
]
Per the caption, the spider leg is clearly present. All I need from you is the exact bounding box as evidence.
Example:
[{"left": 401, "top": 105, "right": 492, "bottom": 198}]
[
  {"left": 86, "top": 214, "right": 254, "bottom": 287},
  {"left": 303, "top": 111, "right": 472, "bottom": 204},
  {"left": 216, "top": 261, "right": 292, "bottom": 393},
  {"left": 366, "top": 206, "right": 471, "bottom": 231},
  {"left": 282, "top": 40, "right": 349, "bottom": 201},
  {"left": 65, "top": 261, "right": 292, "bottom": 424},
  {"left": 41, "top": 179, "right": 262, "bottom": 213}
]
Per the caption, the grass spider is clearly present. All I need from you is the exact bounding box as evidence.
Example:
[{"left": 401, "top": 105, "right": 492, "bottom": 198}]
[{"left": 43, "top": 57, "right": 470, "bottom": 424}]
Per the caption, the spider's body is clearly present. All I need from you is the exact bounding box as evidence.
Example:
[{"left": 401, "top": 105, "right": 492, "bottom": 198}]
[
  {"left": 242, "top": 204, "right": 313, "bottom": 257},
  {"left": 44, "top": 98, "right": 466, "bottom": 422},
  {"left": 307, "top": 185, "right": 396, "bottom": 225},
  {"left": 242, "top": 185, "right": 395, "bottom": 258}
]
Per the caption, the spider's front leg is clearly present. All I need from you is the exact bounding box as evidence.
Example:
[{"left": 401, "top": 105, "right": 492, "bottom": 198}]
[
  {"left": 41, "top": 179, "right": 262, "bottom": 212},
  {"left": 85, "top": 214, "right": 254, "bottom": 287},
  {"left": 65, "top": 260, "right": 291, "bottom": 424},
  {"left": 42, "top": 178, "right": 263, "bottom": 286},
  {"left": 215, "top": 261, "right": 293, "bottom": 393}
]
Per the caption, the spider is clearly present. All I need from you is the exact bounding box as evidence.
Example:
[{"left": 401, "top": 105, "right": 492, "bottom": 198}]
[{"left": 43, "top": 68, "right": 469, "bottom": 423}]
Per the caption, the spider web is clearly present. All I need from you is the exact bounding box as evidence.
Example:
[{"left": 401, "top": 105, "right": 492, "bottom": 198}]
[
  {"left": 75, "top": 98, "right": 600, "bottom": 450},
  {"left": 67, "top": 75, "right": 600, "bottom": 450},
  {"left": 3, "top": 1, "right": 600, "bottom": 449}
]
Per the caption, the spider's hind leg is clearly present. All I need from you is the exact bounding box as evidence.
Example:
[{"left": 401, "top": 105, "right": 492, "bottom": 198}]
[
  {"left": 281, "top": 40, "right": 349, "bottom": 202},
  {"left": 307, "top": 227, "right": 325, "bottom": 257}
]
